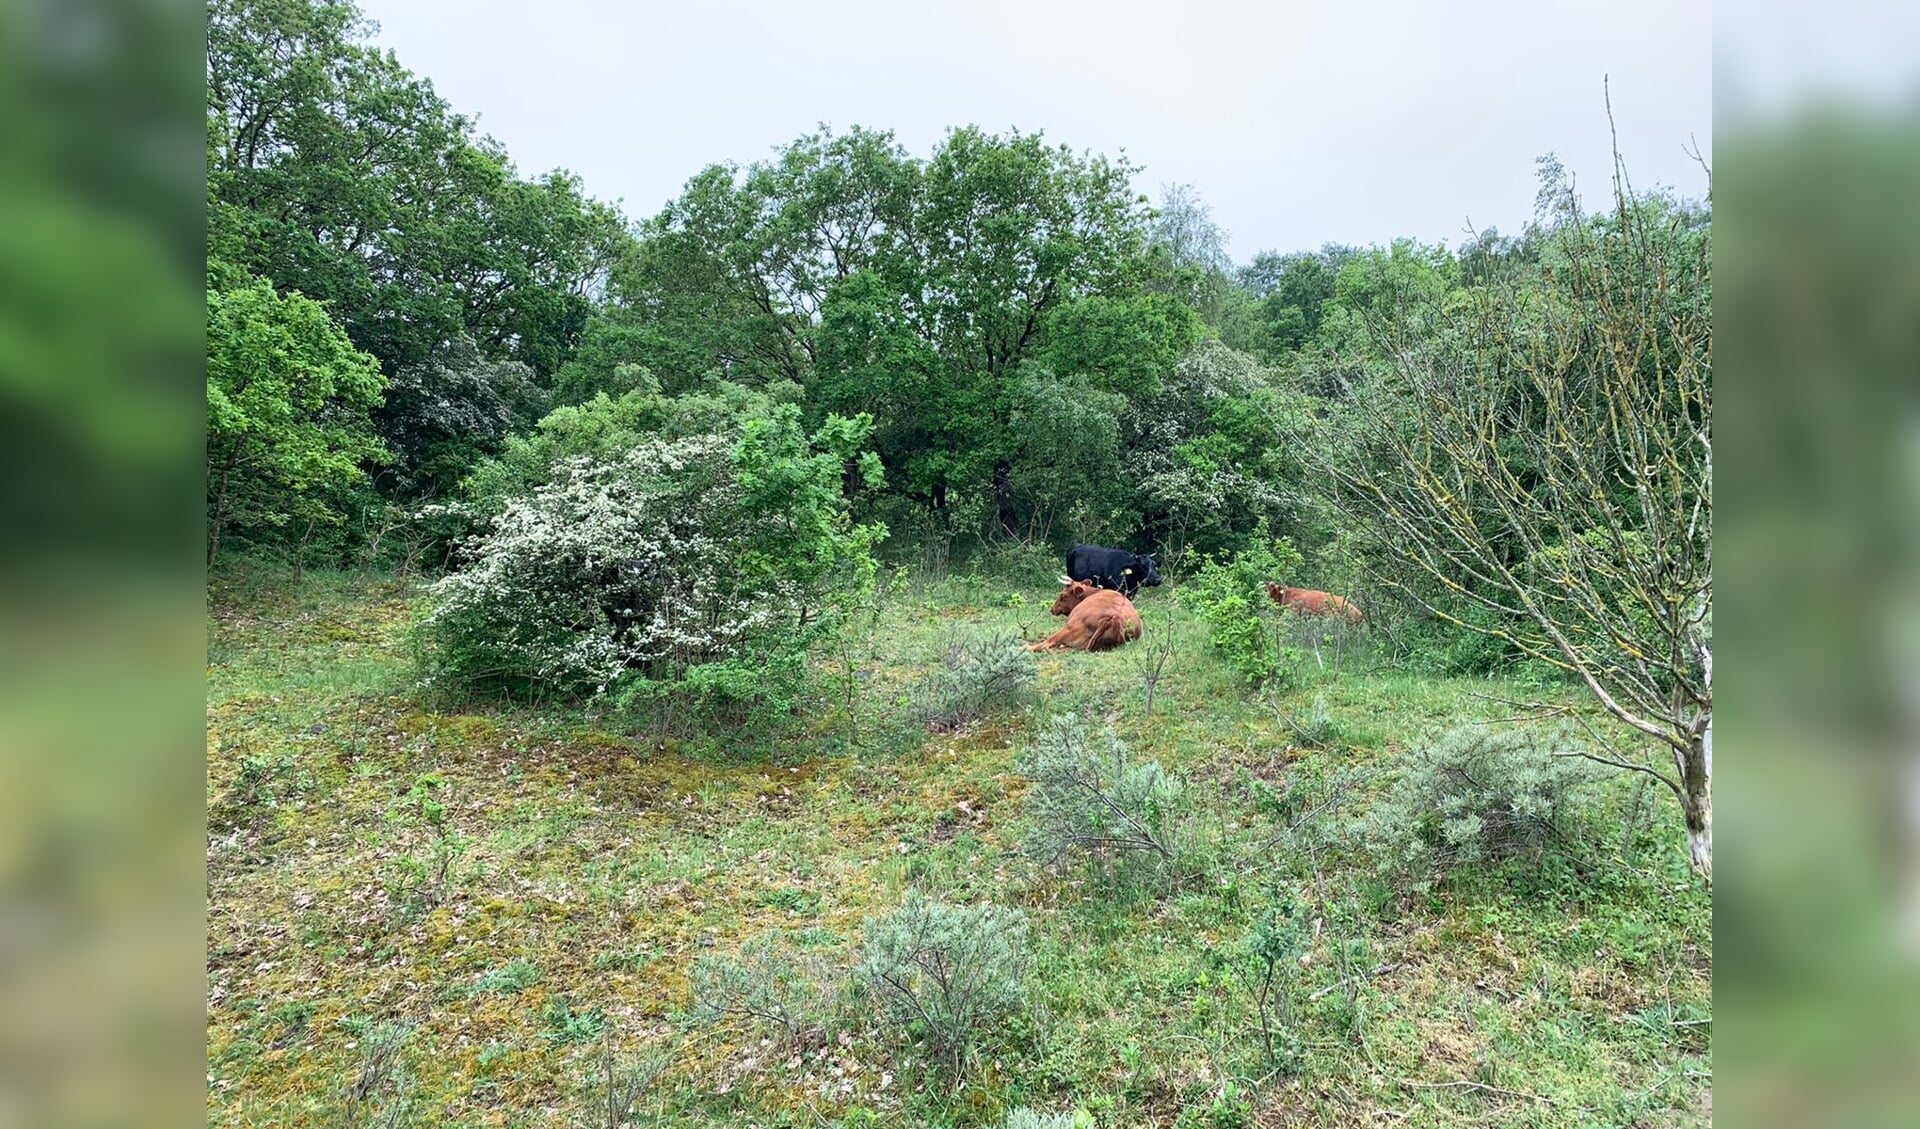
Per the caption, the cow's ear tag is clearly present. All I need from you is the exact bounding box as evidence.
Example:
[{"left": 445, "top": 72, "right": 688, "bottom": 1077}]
[{"left": 1123, "top": 567, "right": 1133, "bottom": 575}]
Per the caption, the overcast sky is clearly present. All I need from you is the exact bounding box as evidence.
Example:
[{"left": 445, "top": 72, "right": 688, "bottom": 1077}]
[{"left": 357, "top": 0, "right": 1711, "bottom": 261}]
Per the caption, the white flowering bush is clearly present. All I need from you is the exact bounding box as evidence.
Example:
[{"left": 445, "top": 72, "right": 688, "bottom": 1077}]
[
  {"left": 417, "top": 407, "right": 884, "bottom": 717},
  {"left": 1124, "top": 342, "right": 1305, "bottom": 558}
]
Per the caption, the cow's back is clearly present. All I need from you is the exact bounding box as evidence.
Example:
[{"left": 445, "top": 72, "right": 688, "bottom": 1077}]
[
  {"left": 1269, "top": 585, "right": 1363, "bottom": 623},
  {"left": 1066, "top": 543, "right": 1118, "bottom": 583},
  {"left": 1075, "top": 589, "right": 1142, "bottom": 650}
]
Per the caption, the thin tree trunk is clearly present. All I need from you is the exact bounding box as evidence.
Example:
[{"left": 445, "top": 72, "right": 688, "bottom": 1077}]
[
  {"left": 208, "top": 454, "right": 236, "bottom": 568},
  {"left": 991, "top": 459, "right": 1016, "bottom": 538},
  {"left": 292, "top": 517, "right": 317, "bottom": 584},
  {"left": 1684, "top": 724, "right": 1712, "bottom": 878}
]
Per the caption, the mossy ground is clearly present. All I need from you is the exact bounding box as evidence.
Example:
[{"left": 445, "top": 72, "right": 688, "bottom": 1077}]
[{"left": 206, "top": 566, "right": 1709, "bottom": 1128}]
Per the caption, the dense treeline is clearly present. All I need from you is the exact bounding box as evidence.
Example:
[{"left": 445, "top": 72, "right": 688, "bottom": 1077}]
[
  {"left": 206, "top": 0, "right": 630, "bottom": 561},
  {"left": 205, "top": 0, "right": 1708, "bottom": 682}
]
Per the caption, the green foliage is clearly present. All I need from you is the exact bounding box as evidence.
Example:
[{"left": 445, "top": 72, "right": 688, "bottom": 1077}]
[
  {"left": 1312, "top": 165, "right": 1713, "bottom": 872},
  {"left": 1004, "top": 371, "right": 1131, "bottom": 543},
  {"left": 1244, "top": 890, "right": 1308, "bottom": 1072},
  {"left": 1004, "top": 1109, "right": 1095, "bottom": 1129},
  {"left": 460, "top": 377, "right": 802, "bottom": 520},
  {"left": 857, "top": 892, "right": 1030, "bottom": 1075},
  {"left": 205, "top": 274, "right": 388, "bottom": 565},
  {"left": 689, "top": 931, "right": 836, "bottom": 1045},
  {"left": 1177, "top": 1082, "right": 1253, "bottom": 1129},
  {"left": 1350, "top": 724, "right": 1603, "bottom": 887},
  {"left": 377, "top": 335, "right": 542, "bottom": 498},
  {"left": 732, "top": 406, "right": 887, "bottom": 599},
  {"left": 622, "top": 650, "right": 813, "bottom": 742},
  {"left": 1038, "top": 292, "right": 1201, "bottom": 398},
  {"left": 1278, "top": 694, "right": 1343, "bottom": 749},
  {"left": 338, "top": 1021, "right": 412, "bottom": 1127},
  {"left": 1179, "top": 530, "right": 1306, "bottom": 688},
  {"left": 384, "top": 831, "right": 466, "bottom": 918},
  {"left": 466, "top": 960, "right": 540, "bottom": 997},
  {"left": 208, "top": 0, "right": 632, "bottom": 497},
  {"left": 618, "top": 123, "right": 1162, "bottom": 538},
  {"left": 913, "top": 632, "right": 1038, "bottom": 733},
  {"left": 1019, "top": 713, "right": 1187, "bottom": 876},
  {"left": 1126, "top": 343, "right": 1310, "bottom": 560},
  {"left": 418, "top": 407, "right": 885, "bottom": 714},
  {"left": 540, "top": 998, "right": 607, "bottom": 1045}
]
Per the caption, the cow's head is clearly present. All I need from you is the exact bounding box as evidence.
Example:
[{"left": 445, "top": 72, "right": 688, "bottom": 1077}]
[
  {"left": 1050, "top": 581, "right": 1098, "bottom": 616},
  {"left": 1266, "top": 583, "right": 1287, "bottom": 603},
  {"left": 1133, "top": 554, "right": 1163, "bottom": 589}
]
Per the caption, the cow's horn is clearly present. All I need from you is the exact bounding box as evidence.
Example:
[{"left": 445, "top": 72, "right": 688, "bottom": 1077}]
[{"left": 1058, "top": 575, "right": 1072, "bottom": 585}]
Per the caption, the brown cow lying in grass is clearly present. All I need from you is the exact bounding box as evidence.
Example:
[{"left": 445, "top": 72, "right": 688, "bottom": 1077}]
[
  {"left": 1030, "top": 580, "right": 1142, "bottom": 652},
  {"left": 1266, "top": 583, "right": 1363, "bottom": 624}
]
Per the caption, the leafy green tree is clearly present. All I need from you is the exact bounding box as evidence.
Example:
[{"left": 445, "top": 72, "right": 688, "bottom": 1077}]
[
  {"left": 207, "top": 0, "right": 630, "bottom": 497},
  {"left": 1004, "top": 372, "right": 1130, "bottom": 543},
  {"left": 208, "top": 0, "right": 474, "bottom": 371},
  {"left": 888, "top": 127, "right": 1148, "bottom": 534},
  {"left": 1125, "top": 342, "right": 1310, "bottom": 561},
  {"left": 612, "top": 125, "right": 1164, "bottom": 539},
  {"left": 1321, "top": 174, "right": 1713, "bottom": 875},
  {"left": 1145, "top": 183, "right": 1237, "bottom": 325},
  {"left": 206, "top": 274, "right": 387, "bottom": 565},
  {"left": 378, "top": 336, "right": 541, "bottom": 498},
  {"left": 600, "top": 128, "right": 917, "bottom": 397}
]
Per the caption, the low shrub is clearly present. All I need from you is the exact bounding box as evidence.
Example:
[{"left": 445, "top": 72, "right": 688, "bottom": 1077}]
[
  {"left": 688, "top": 931, "right": 837, "bottom": 1047},
  {"left": 914, "top": 632, "right": 1038, "bottom": 733},
  {"left": 466, "top": 959, "right": 540, "bottom": 997},
  {"left": 1350, "top": 724, "right": 1602, "bottom": 886},
  {"left": 856, "top": 892, "right": 1030, "bottom": 1075},
  {"left": 338, "top": 1021, "right": 412, "bottom": 1128},
  {"left": 1244, "top": 890, "right": 1308, "bottom": 1073},
  {"left": 1276, "top": 693, "right": 1343, "bottom": 750},
  {"left": 1178, "top": 528, "right": 1305, "bottom": 689},
  {"left": 1019, "top": 713, "right": 1188, "bottom": 878},
  {"left": 541, "top": 997, "right": 607, "bottom": 1045},
  {"left": 575, "top": 1035, "right": 671, "bottom": 1129},
  {"left": 1127, "top": 612, "right": 1180, "bottom": 717}
]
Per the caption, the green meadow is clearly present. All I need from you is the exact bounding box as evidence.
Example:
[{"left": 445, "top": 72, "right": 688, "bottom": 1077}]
[{"left": 207, "top": 564, "right": 1709, "bottom": 1128}]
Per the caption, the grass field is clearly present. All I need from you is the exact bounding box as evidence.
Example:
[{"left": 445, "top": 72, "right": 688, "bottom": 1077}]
[{"left": 206, "top": 565, "right": 1710, "bottom": 1128}]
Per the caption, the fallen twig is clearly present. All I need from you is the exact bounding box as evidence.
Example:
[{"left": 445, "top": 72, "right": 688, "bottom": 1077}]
[{"left": 1395, "top": 1077, "right": 1558, "bottom": 1105}]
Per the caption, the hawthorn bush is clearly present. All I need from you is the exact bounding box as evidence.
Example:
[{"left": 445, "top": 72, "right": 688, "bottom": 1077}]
[{"left": 417, "top": 406, "right": 884, "bottom": 720}]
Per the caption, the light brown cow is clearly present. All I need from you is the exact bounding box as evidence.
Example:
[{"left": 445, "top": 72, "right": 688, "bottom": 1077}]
[
  {"left": 1266, "top": 584, "right": 1363, "bottom": 624},
  {"left": 1030, "top": 581, "right": 1143, "bottom": 652}
]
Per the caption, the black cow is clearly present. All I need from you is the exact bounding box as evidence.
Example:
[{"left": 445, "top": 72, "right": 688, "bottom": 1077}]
[{"left": 1064, "top": 543, "right": 1162, "bottom": 598}]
